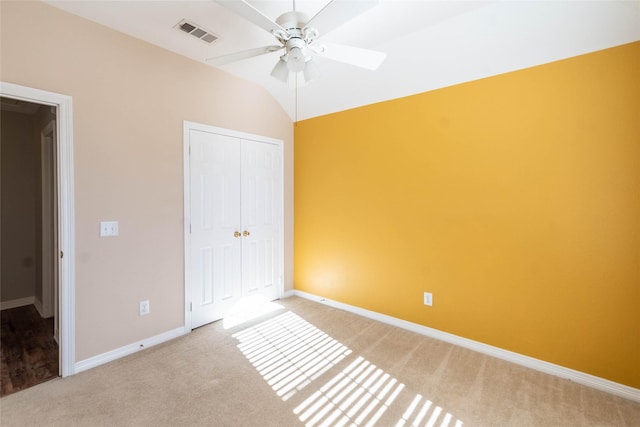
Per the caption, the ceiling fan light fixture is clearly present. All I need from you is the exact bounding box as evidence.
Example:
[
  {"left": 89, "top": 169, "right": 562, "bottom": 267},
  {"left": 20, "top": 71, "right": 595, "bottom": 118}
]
[
  {"left": 287, "top": 46, "right": 308, "bottom": 72},
  {"left": 303, "top": 59, "right": 319, "bottom": 83},
  {"left": 271, "top": 57, "right": 290, "bottom": 83}
]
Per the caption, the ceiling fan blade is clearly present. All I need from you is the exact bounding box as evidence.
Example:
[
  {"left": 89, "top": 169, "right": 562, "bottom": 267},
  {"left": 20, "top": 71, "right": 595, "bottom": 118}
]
[
  {"left": 304, "top": 0, "right": 379, "bottom": 36},
  {"left": 315, "top": 42, "right": 386, "bottom": 70},
  {"left": 206, "top": 45, "right": 283, "bottom": 66},
  {"left": 216, "top": 0, "right": 285, "bottom": 34}
]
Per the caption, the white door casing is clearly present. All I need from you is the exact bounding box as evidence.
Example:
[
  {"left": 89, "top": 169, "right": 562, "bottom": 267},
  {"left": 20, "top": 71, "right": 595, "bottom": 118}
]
[
  {"left": 41, "top": 120, "right": 57, "bottom": 322},
  {"left": 184, "top": 121, "right": 284, "bottom": 330}
]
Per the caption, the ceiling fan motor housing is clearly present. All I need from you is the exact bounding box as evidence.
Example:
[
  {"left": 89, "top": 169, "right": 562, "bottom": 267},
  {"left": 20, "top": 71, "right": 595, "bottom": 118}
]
[{"left": 275, "top": 11, "right": 309, "bottom": 31}]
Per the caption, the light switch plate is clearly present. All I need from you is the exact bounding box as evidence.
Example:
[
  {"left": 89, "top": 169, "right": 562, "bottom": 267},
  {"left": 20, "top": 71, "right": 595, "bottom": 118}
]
[{"left": 100, "top": 221, "right": 119, "bottom": 237}]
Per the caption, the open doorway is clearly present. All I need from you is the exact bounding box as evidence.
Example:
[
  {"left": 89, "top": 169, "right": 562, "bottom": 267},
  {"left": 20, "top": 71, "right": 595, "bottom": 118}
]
[
  {"left": 0, "top": 82, "right": 75, "bottom": 385},
  {"left": 0, "top": 82, "right": 76, "bottom": 377},
  {"left": 0, "top": 97, "right": 59, "bottom": 396}
]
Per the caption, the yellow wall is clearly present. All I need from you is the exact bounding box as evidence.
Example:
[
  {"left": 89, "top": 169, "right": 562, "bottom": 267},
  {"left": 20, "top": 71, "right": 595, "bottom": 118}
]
[{"left": 294, "top": 42, "right": 640, "bottom": 388}]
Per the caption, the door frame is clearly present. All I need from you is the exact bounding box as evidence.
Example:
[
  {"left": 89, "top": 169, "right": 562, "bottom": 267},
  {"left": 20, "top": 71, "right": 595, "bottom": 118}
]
[
  {"left": 1, "top": 82, "right": 76, "bottom": 377},
  {"left": 40, "top": 119, "right": 57, "bottom": 321},
  {"left": 183, "top": 120, "right": 284, "bottom": 332}
]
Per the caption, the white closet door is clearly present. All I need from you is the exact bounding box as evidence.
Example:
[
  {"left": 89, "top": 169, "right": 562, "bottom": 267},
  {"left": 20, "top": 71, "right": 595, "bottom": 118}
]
[
  {"left": 241, "top": 139, "right": 282, "bottom": 301},
  {"left": 190, "top": 130, "right": 242, "bottom": 327},
  {"left": 188, "top": 127, "right": 283, "bottom": 329}
]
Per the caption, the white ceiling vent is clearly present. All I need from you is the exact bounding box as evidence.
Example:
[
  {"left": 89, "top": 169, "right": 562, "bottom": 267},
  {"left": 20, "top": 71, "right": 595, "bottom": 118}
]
[{"left": 175, "top": 19, "right": 218, "bottom": 44}]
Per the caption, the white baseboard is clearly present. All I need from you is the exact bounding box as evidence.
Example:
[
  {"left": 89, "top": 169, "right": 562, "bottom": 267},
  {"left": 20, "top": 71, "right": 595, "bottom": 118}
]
[
  {"left": 281, "top": 290, "right": 295, "bottom": 299},
  {"left": 74, "top": 327, "right": 187, "bottom": 374},
  {"left": 0, "top": 296, "right": 35, "bottom": 310},
  {"left": 291, "top": 290, "right": 640, "bottom": 403},
  {"left": 33, "top": 297, "right": 44, "bottom": 318}
]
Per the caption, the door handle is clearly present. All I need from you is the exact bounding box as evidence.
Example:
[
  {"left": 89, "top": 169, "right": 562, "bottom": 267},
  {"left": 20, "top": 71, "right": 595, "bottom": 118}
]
[
  {"left": 243, "top": 230, "right": 250, "bottom": 237},
  {"left": 234, "top": 231, "right": 241, "bottom": 238}
]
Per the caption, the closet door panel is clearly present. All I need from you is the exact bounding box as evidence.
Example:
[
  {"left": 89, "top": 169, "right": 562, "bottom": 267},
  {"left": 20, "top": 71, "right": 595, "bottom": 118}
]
[
  {"left": 190, "top": 130, "right": 242, "bottom": 327},
  {"left": 241, "top": 140, "right": 282, "bottom": 300}
]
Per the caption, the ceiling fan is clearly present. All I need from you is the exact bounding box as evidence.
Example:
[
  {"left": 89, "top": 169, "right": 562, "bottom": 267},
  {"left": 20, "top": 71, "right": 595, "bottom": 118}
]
[{"left": 208, "top": 0, "right": 386, "bottom": 84}]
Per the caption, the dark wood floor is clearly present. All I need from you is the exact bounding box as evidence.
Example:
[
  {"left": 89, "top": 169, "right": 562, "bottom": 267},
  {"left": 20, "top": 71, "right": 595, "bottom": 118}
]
[{"left": 1, "top": 305, "right": 58, "bottom": 397}]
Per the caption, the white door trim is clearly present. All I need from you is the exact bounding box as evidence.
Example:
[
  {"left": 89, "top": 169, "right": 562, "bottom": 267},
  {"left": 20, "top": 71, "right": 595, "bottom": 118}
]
[
  {"left": 40, "top": 119, "right": 56, "bottom": 319},
  {"left": 183, "top": 120, "right": 284, "bottom": 331},
  {"left": 1, "top": 82, "right": 76, "bottom": 377}
]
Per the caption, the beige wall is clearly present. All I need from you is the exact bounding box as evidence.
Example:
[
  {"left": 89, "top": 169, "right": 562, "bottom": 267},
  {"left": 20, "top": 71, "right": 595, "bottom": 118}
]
[
  {"left": 1, "top": 0, "right": 293, "bottom": 361},
  {"left": 0, "top": 110, "right": 38, "bottom": 302}
]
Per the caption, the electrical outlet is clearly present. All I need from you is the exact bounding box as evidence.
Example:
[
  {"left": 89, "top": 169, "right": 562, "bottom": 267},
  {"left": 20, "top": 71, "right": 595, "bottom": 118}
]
[
  {"left": 139, "top": 300, "right": 150, "bottom": 316},
  {"left": 423, "top": 292, "right": 433, "bottom": 307}
]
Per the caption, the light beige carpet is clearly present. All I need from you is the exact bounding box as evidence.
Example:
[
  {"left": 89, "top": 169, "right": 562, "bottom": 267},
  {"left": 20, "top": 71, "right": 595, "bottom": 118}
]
[{"left": 1, "top": 296, "right": 638, "bottom": 426}]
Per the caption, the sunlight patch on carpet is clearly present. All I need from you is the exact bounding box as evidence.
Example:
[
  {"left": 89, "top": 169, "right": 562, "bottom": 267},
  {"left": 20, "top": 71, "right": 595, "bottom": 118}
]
[
  {"left": 397, "top": 393, "right": 463, "bottom": 427},
  {"left": 223, "top": 295, "right": 285, "bottom": 329},
  {"left": 232, "top": 311, "right": 352, "bottom": 400},
  {"left": 294, "top": 356, "right": 404, "bottom": 426},
  {"left": 233, "top": 310, "right": 464, "bottom": 426}
]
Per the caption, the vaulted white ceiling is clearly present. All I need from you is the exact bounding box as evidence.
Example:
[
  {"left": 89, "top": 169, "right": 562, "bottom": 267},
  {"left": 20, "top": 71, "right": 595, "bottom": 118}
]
[{"left": 46, "top": 1, "right": 640, "bottom": 121}]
